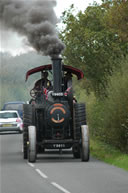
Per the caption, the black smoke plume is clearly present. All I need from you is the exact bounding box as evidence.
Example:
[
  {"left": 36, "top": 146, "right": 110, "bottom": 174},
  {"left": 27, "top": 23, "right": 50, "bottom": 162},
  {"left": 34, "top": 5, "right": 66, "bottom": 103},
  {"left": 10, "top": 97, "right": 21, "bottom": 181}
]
[{"left": 0, "top": 0, "right": 65, "bottom": 58}]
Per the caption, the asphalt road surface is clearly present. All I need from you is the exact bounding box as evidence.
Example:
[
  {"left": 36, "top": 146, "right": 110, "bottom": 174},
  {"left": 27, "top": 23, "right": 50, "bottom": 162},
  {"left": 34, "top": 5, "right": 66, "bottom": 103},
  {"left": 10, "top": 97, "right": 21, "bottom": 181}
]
[{"left": 0, "top": 134, "right": 128, "bottom": 193}]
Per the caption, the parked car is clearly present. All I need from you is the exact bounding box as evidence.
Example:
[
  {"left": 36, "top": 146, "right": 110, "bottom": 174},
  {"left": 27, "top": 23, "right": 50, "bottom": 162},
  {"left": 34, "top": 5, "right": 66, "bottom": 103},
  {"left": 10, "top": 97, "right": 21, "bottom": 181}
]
[
  {"left": 0, "top": 110, "right": 23, "bottom": 134},
  {"left": 2, "top": 101, "right": 25, "bottom": 119}
]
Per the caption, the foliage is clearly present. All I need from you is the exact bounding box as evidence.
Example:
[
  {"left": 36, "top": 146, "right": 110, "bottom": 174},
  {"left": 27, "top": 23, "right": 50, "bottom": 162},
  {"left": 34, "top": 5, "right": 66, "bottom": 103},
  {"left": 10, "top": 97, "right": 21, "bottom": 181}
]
[
  {"left": 80, "top": 57, "right": 128, "bottom": 152},
  {"left": 102, "top": 57, "right": 128, "bottom": 151},
  {"left": 103, "top": 0, "right": 128, "bottom": 42},
  {"left": 90, "top": 137, "right": 128, "bottom": 171},
  {"left": 60, "top": 2, "right": 126, "bottom": 97}
]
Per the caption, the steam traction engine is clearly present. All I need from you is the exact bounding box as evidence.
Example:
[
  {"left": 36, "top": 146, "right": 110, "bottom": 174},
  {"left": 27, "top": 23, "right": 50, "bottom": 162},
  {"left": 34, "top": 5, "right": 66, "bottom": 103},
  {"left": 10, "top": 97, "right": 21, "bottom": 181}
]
[{"left": 23, "top": 58, "right": 90, "bottom": 162}]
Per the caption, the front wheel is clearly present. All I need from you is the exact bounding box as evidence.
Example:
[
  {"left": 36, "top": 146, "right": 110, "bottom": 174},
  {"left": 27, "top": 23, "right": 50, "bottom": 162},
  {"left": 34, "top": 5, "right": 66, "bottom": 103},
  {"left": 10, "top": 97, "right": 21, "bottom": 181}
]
[
  {"left": 28, "top": 126, "right": 37, "bottom": 163},
  {"left": 23, "top": 104, "right": 35, "bottom": 159},
  {"left": 81, "top": 125, "right": 90, "bottom": 162}
]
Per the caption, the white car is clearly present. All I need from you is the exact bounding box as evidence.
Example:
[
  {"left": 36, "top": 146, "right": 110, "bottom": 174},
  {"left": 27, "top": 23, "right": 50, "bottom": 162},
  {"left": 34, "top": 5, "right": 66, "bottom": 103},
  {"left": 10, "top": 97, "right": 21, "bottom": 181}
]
[{"left": 0, "top": 110, "right": 23, "bottom": 134}]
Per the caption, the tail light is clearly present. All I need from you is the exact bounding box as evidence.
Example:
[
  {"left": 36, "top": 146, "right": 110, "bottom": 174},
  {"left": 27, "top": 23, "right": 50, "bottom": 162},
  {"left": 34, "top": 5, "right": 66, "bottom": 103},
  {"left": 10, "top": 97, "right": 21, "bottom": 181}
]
[{"left": 16, "top": 118, "right": 21, "bottom": 123}]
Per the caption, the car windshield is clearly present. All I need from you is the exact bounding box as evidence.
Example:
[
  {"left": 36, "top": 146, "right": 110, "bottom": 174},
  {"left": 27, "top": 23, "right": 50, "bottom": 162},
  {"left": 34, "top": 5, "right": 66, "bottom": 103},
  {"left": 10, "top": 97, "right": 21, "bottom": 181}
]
[
  {"left": 0, "top": 112, "right": 18, "bottom": 119},
  {"left": 4, "top": 104, "right": 23, "bottom": 111}
]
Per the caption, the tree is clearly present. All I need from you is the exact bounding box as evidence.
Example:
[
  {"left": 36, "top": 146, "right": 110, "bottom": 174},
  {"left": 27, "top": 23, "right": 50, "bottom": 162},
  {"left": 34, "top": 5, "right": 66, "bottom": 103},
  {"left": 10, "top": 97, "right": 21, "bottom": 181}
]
[
  {"left": 104, "top": 0, "right": 128, "bottom": 54},
  {"left": 60, "top": 3, "right": 125, "bottom": 96}
]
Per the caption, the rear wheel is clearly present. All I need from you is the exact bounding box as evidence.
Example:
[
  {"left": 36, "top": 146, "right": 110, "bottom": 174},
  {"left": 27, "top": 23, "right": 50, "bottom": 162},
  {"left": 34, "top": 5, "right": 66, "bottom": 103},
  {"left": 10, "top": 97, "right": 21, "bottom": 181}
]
[
  {"left": 74, "top": 103, "right": 86, "bottom": 140},
  {"left": 23, "top": 104, "right": 35, "bottom": 159},
  {"left": 28, "top": 126, "right": 37, "bottom": 163},
  {"left": 73, "top": 103, "right": 90, "bottom": 161}
]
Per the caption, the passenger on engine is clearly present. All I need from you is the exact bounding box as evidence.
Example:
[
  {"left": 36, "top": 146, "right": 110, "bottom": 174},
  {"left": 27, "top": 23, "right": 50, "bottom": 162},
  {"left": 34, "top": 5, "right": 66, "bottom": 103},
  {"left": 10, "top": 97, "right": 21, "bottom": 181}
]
[{"left": 64, "top": 72, "right": 72, "bottom": 90}]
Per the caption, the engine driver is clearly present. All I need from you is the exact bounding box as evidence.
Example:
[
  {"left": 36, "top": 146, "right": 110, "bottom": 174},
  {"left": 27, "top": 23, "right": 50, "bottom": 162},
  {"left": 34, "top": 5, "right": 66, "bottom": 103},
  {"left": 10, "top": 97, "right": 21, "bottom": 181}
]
[{"left": 35, "top": 71, "right": 51, "bottom": 91}]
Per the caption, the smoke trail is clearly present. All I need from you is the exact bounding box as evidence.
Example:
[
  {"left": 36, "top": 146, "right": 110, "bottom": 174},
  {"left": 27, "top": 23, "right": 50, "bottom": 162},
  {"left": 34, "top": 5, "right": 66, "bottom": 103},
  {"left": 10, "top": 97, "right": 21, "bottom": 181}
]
[{"left": 0, "top": 0, "right": 65, "bottom": 58}]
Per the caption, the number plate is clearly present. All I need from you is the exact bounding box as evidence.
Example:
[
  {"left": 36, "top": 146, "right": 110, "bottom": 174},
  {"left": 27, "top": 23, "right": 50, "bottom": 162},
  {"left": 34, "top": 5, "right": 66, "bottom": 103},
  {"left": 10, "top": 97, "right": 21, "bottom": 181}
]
[
  {"left": 53, "top": 144, "right": 65, "bottom": 148},
  {"left": 2, "top": 124, "right": 12, "bottom": 127}
]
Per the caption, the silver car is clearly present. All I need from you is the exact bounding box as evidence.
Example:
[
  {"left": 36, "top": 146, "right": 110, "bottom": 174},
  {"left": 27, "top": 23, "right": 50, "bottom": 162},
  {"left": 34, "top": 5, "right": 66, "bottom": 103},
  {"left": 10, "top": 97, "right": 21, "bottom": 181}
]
[{"left": 0, "top": 110, "right": 23, "bottom": 134}]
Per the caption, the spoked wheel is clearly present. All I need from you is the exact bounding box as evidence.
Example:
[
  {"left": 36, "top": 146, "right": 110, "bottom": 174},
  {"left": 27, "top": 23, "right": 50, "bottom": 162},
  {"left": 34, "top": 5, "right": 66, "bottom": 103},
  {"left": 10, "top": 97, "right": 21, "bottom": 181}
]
[
  {"left": 28, "top": 126, "right": 37, "bottom": 163},
  {"left": 81, "top": 125, "right": 90, "bottom": 162}
]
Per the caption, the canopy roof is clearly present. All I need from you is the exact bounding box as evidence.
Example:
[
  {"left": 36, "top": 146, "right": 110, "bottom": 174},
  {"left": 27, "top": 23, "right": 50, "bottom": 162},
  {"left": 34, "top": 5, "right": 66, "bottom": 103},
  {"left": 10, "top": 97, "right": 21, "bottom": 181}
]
[{"left": 25, "top": 64, "right": 84, "bottom": 81}]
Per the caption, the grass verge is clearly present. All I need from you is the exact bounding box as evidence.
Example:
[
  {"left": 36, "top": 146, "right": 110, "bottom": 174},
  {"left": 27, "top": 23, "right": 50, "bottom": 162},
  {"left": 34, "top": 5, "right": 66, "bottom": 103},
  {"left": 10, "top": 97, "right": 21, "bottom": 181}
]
[{"left": 90, "top": 137, "right": 128, "bottom": 171}]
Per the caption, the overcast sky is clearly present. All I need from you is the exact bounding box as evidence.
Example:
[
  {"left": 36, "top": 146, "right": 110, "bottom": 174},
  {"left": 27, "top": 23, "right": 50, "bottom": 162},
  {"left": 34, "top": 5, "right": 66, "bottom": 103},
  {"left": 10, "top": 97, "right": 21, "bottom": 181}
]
[
  {"left": 0, "top": 0, "right": 102, "bottom": 56},
  {"left": 55, "top": 0, "right": 101, "bottom": 16}
]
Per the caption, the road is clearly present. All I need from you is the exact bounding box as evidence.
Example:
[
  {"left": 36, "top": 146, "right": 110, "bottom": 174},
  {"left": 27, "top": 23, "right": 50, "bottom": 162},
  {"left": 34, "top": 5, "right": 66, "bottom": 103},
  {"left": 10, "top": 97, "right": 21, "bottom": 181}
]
[{"left": 0, "top": 134, "right": 128, "bottom": 193}]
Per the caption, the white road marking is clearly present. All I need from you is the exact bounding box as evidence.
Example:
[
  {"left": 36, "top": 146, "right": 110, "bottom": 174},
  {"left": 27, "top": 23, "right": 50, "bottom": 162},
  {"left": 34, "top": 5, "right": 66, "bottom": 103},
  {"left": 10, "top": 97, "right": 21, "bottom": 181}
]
[
  {"left": 35, "top": 169, "right": 48, "bottom": 179},
  {"left": 27, "top": 163, "right": 71, "bottom": 193},
  {"left": 51, "top": 182, "right": 71, "bottom": 193},
  {"left": 27, "top": 162, "right": 35, "bottom": 168}
]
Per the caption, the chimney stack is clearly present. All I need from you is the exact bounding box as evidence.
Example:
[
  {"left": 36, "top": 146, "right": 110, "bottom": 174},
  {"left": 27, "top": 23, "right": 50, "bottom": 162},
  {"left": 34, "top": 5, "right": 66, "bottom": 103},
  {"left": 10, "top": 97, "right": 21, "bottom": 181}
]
[{"left": 52, "top": 58, "right": 62, "bottom": 93}]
